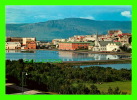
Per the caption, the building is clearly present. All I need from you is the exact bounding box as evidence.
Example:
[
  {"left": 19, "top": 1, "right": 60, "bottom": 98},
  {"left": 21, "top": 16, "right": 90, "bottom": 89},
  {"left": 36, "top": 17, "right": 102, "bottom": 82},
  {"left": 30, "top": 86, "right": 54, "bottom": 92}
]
[
  {"left": 6, "top": 37, "right": 38, "bottom": 49},
  {"left": 83, "top": 35, "right": 96, "bottom": 42},
  {"left": 22, "top": 37, "right": 36, "bottom": 46},
  {"left": 117, "top": 33, "right": 131, "bottom": 45},
  {"left": 106, "top": 43, "right": 120, "bottom": 52},
  {"left": 92, "top": 34, "right": 121, "bottom": 52},
  {"left": 6, "top": 42, "right": 21, "bottom": 49},
  {"left": 6, "top": 37, "right": 23, "bottom": 43},
  {"left": 52, "top": 39, "right": 66, "bottom": 45},
  {"left": 108, "top": 30, "right": 122, "bottom": 37},
  {"left": 21, "top": 41, "right": 36, "bottom": 49},
  {"left": 88, "top": 42, "right": 94, "bottom": 50},
  {"left": 67, "top": 35, "right": 85, "bottom": 42},
  {"left": 59, "top": 42, "right": 92, "bottom": 50}
]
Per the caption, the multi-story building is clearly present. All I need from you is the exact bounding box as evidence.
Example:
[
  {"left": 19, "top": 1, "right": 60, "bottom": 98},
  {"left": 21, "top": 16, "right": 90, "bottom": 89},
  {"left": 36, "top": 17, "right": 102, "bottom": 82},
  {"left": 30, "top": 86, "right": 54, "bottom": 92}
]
[{"left": 59, "top": 42, "right": 92, "bottom": 50}]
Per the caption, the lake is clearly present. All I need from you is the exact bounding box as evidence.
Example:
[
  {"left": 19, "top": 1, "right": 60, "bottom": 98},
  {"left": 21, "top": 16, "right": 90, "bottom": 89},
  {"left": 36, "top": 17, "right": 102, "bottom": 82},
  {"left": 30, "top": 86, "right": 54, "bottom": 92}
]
[
  {"left": 79, "top": 64, "right": 131, "bottom": 70},
  {"left": 6, "top": 50, "right": 130, "bottom": 61}
]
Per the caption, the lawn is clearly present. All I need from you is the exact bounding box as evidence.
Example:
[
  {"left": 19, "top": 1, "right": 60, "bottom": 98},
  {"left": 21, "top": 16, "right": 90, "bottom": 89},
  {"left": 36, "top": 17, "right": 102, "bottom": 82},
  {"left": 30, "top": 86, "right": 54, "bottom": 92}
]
[
  {"left": 73, "top": 81, "right": 131, "bottom": 94},
  {"left": 87, "top": 81, "right": 131, "bottom": 94}
]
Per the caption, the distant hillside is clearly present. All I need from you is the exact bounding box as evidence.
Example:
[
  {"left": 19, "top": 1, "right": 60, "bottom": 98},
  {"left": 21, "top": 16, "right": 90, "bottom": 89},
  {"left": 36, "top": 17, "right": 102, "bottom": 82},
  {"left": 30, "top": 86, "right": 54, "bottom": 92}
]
[{"left": 6, "top": 18, "right": 131, "bottom": 40}]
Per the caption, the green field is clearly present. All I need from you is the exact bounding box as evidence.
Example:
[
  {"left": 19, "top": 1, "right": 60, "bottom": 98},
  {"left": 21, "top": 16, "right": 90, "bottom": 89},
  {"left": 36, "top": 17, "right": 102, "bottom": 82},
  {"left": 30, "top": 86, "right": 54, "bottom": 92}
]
[
  {"left": 89, "top": 81, "right": 131, "bottom": 94},
  {"left": 73, "top": 81, "right": 131, "bottom": 94}
]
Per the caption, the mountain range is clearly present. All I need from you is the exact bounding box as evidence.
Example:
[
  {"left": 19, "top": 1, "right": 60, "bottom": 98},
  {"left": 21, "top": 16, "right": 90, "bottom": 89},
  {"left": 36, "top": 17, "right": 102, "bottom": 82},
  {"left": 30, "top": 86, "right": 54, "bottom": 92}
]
[{"left": 6, "top": 18, "right": 131, "bottom": 40}]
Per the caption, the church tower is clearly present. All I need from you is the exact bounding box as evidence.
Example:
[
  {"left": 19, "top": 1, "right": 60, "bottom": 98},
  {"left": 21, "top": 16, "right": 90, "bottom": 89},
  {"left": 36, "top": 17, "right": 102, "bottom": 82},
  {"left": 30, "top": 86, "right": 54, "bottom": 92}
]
[
  {"left": 94, "top": 32, "right": 99, "bottom": 47},
  {"left": 93, "top": 32, "right": 100, "bottom": 51}
]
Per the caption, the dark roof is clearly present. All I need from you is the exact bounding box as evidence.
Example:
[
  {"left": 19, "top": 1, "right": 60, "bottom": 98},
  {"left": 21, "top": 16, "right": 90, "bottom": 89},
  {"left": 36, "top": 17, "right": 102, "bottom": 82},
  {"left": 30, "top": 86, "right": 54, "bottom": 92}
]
[{"left": 99, "top": 41, "right": 121, "bottom": 46}]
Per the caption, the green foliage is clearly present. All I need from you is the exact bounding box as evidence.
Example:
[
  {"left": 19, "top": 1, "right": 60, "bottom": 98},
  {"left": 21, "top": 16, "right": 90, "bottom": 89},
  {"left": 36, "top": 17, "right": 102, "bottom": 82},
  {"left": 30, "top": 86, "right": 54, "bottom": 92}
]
[
  {"left": 90, "top": 84, "right": 100, "bottom": 94},
  {"left": 120, "top": 45, "right": 132, "bottom": 53},
  {"left": 6, "top": 59, "right": 131, "bottom": 94},
  {"left": 107, "top": 87, "right": 122, "bottom": 94}
]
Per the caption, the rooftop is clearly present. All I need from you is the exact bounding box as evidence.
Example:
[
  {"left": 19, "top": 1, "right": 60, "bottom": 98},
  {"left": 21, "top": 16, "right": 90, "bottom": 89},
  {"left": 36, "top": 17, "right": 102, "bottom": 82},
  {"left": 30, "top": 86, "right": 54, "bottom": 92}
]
[
  {"left": 6, "top": 42, "right": 21, "bottom": 44},
  {"left": 99, "top": 41, "right": 121, "bottom": 46}
]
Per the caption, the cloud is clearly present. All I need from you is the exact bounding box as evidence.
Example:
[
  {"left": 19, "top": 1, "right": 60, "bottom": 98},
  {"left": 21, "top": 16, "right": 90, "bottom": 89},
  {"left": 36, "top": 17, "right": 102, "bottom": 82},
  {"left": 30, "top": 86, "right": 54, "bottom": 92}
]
[
  {"left": 80, "top": 16, "right": 95, "bottom": 20},
  {"left": 121, "top": 11, "right": 131, "bottom": 17}
]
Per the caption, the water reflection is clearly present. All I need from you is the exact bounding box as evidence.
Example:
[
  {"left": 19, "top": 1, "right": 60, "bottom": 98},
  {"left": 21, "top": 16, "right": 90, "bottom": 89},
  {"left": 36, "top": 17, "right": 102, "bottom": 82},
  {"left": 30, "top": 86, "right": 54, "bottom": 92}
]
[
  {"left": 6, "top": 50, "right": 130, "bottom": 61},
  {"left": 58, "top": 51, "right": 120, "bottom": 61}
]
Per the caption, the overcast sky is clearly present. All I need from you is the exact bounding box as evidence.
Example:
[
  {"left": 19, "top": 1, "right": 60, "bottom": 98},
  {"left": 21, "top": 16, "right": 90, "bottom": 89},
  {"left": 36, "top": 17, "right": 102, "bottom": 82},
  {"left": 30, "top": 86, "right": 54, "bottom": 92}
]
[{"left": 6, "top": 5, "right": 132, "bottom": 23}]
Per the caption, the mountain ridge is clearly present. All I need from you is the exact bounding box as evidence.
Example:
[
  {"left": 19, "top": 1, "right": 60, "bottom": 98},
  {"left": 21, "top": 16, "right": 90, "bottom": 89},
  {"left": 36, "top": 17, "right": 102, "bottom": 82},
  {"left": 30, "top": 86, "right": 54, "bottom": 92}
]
[{"left": 6, "top": 18, "right": 131, "bottom": 40}]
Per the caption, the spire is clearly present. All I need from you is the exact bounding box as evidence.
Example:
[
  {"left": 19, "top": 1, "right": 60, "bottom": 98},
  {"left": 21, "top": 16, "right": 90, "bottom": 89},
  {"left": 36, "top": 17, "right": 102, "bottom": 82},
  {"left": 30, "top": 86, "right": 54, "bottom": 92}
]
[{"left": 94, "top": 31, "right": 99, "bottom": 47}]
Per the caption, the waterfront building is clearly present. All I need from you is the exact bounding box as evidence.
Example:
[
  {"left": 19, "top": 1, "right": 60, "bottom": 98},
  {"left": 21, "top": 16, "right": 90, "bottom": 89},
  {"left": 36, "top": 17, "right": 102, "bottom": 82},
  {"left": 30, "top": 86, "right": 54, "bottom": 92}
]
[
  {"left": 59, "top": 42, "right": 92, "bottom": 50},
  {"left": 6, "top": 42, "right": 21, "bottom": 49},
  {"left": 92, "top": 34, "right": 121, "bottom": 52}
]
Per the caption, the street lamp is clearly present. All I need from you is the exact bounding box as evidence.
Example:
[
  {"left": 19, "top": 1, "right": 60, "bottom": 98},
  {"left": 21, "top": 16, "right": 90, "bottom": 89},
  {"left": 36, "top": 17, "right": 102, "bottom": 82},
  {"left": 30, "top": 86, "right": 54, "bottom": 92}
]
[{"left": 22, "top": 72, "right": 28, "bottom": 94}]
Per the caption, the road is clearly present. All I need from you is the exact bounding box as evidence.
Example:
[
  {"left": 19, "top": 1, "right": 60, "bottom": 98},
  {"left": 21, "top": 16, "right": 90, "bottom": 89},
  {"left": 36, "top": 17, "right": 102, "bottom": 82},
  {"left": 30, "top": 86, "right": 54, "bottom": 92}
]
[{"left": 6, "top": 83, "right": 43, "bottom": 95}]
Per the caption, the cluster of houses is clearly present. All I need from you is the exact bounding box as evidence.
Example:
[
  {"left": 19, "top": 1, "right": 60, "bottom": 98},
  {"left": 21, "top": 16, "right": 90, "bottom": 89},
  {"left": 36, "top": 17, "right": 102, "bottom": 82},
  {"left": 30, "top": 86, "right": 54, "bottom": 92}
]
[
  {"left": 53, "top": 30, "right": 132, "bottom": 52},
  {"left": 6, "top": 30, "right": 132, "bottom": 52}
]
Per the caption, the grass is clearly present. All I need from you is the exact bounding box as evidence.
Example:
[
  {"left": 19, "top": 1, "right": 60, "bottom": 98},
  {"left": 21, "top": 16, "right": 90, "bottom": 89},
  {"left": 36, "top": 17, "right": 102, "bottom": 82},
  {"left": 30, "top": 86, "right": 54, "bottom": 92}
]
[
  {"left": 94, "top": 81, "right": 131, "bottom": 94},
  {"left": 73, "top": 81, "right": 131, "bottom": 94}
]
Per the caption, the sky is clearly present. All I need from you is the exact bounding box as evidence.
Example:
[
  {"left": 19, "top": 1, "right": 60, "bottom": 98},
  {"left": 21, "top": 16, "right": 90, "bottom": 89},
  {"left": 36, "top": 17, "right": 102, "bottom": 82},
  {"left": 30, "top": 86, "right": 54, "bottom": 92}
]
[{"left": 6, "top": 5, "right": 132, "bottom": 23}]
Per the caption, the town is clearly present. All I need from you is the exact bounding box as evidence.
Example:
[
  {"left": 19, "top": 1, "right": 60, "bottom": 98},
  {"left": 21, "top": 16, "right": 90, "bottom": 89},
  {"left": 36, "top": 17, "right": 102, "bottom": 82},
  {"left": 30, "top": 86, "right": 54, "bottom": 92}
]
[{"left": 6, "top": 30, "right": 132, "bottom": 52}]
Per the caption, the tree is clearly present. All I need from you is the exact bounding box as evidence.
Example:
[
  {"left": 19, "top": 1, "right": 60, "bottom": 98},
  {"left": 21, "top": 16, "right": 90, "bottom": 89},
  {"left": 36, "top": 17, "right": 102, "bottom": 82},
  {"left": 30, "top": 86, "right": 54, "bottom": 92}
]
[
  {"left": 90, "top": 84, "right": 100, "bottom": 94},
  {"left": 113, "top": 87, "right": 121, "bottom": 94}
]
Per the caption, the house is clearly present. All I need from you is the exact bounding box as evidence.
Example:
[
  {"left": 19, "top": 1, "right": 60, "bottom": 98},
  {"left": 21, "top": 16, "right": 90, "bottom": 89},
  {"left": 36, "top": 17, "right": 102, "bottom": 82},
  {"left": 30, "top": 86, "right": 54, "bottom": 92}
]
[
  {"left": 67, "top": 35, "right": 85, "bottom": 42},
  {"left": 22, "top": 41, "right": 36, "bottom": 49},
  {"left": 108, "top": 30, "right": 122, "bottom": 37},
  {"left": 6, "top": 42, "right": 21, "bottom": 49}
]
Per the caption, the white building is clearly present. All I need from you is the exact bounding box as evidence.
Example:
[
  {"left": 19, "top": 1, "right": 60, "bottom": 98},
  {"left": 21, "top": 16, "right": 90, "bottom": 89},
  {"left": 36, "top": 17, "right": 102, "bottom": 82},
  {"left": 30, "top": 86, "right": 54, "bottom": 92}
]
[
  {"left": 6, "top": 42, "right": 21, "bottom": 49},
  {"left": 106, "top": 43, "right": 120, "bottom": 51},
  {"left": 22, "top": 37, "right": 36, "bottom": 45},
  {"left": 52, "top": 39, "right": 66, "bottom": 45},
  {"left": 92, "top": 34, "right": 121, "bottom": 52},
  {"left": 84, "top": 35, "right": 96, "bottom": 41}
]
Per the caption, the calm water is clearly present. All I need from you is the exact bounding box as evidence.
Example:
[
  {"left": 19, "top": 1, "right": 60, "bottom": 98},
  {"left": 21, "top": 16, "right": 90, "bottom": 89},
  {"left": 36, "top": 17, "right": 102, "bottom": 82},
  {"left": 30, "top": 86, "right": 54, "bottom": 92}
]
[
  {"left": 80, "top": 64, "right": 131, "bottom": 70},
  {"left": 6, "top": 50, "right": 130, "bottom": 61}
]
